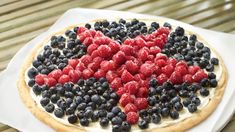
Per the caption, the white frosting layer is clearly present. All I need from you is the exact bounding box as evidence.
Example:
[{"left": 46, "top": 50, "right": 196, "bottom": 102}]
[{"left": 25, "top": 22, "right": 223, "bottom": 131}]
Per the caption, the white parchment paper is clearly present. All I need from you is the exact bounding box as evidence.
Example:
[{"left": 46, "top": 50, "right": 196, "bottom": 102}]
[{"left": 0, "top": 8, "right": 235, "bottom": 132}]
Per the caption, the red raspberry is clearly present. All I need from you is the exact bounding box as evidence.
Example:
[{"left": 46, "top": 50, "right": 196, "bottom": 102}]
[
  {"left": 157, "top": 27, "right": 170, "bottom": 35},
  {"left": 106, "top": 71, "right": 118, "bottom": 82},
  {"left": 124, "top": 103, "right": 138, "bottom": 114},
  {"left": 154, "top": 37, "right": 164, "bottom": 49},
  {"left": 112, "top": 51, "right": 126, "bottom": 65},
  {"left": 125, "top": 60, "right": 139, "bottom": 74},
  {"left": 157, "top": 73, "right": 168, "bottom": 85},
  {"left": 68, "top": 70, "right": 81, "bottom": 83},
  {"left": 176, "top": 61, "right": 188, "bottom": 68},
  {"left": 63, "top": 65, "right": 74, "bottom": 74},
  {"left": 119, "top": 93, "right": 134, "bottom": 107},
  {"left": 138, "top": 79, "right": 148, "bottom": 87},
  {"left": 97, "top": 45, "right": 112, "bottom": 58},
  {"left": 188, "top": 66, "right": 200, "bottom": 75},
  {"left": 134, "top": 98, "right": 148, "bottom": 110},
  {"left": 135, "top": 37, "right": 146, "bottom": 48},
  {"left": 116, "top": 65, "right": 126, "bottom": 76},
  {"left": 121, "top": 70, "right": 134, "bottom": 83},
  {"left": 94, "top": 69, "right": 106, "bottom": 79},
  {"left": 82, "top": 68, "right": 94, "bottom": 79},
  {"left": 146, "top": 41, "right": 155, "bottom": 47},
  {"left": 88, "top": 62, "right": 99, "bottom": 71},
  {"left": 138, "top": 47, "right": 149, "bottom": 62},
  {"left": 110, "top": 78, "right": 122, "bottom": 91},
  {"left": 169, "top": 71, "right": 183, "bottom": 84},
  {"left": 155, "top": 53, "right": 168, "bottom": 60},
  {"left": 94, "top": 31, "right": 104, "bottom": 38},
  {"left": 91, "top": 50, "right": 99, "bottom": 59},
  {"left": 140, "top": 63, "right": 154, "bottom": 77},
  {"left": 68, "top": 59, "right": 79, "bottom": 69},
  {"left": 127, "top": 112, "right": 139, "bottom": 124},
  {"left": 153, "top": 66, "right": 161, "bottom": 76},
  {"left": 80, "top": 55, "right": 92, "bottom": 66},
  {"left": 58, "top": 75, "right": 70, "bottom": 85},
  {"left": 120, "top": 45, "right": 134, "bottom": 56},
  {"left": 155, "top": 59, "right": 167, "bottom": 67},
  {"left": 108, "top": 41, "right": 120, "bottom": 54},
  {"left": 87, "top": 44, "right": 99, "bottom": 55},
  {"left": 125, "top": 56, "right": 135, "bottom": 61},
  {"left": 167, "top": 58, "right": 177, "bottom": 66},
  {"left": 175, "top": 65, "right": 188, "bottom": 76},
  {"left": 116, "top": 87, "right": 126, "bottom": 96},
  {"left": 136, "top": 87, "right": 148, "bottom": 98},
  {"left": 83, "top": 37, "right": 93, "bottom": 46},
  {"left": 79, "top": 30, "right": 92, "bottom": 42},
  {"left": 123, "top": 38, "right": 135, "bottom": 46},
  {"left": 161, "top": 64, "right": 174, "bottom": 77},
  {"left": 77, "top": 27, "right": 87, "bottom": 34},
  {"left": 89, "top": 29, "right": 96, "bottom": 37},
  {"left": 193, "top": 69, "right": 208, "bottom": 83},
  {"left": 147, "top": 55, "right": 155, "bottom": 62},
  {"left": 44, "top": 77, "right": 57, "bottom": 87},
  {"left": 48, "top": 69, "right": 63, "bottom": 80},
  {"left": 134, "top": 74, "right": 145, "bottom": 81},
  {"left": 124, "top": 81, "right": 139, "bottom": 95},
  {"left": 75, "top": 62, "right": 86, "bottom": 72},
  {"left": 183, "top": 74, "right": 193, "bottom": 84},
  {"left": 35, "top": 74, "right": 46, "bottom": 85},
  {"left": 149, "top": 46, "right": 161, "bottom": 55},
  {"left": 100, "top": 60, "right": 115, "bottom": 72}
]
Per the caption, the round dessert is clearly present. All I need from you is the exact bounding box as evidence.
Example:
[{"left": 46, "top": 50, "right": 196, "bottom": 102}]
[{"left": 18, "top": 18, "right": 227, "bottom": 132}]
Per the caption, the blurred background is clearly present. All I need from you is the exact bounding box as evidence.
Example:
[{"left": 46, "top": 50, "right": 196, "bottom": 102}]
[{"left": 0, "top": 0, "right": 234, "bottom": 131}]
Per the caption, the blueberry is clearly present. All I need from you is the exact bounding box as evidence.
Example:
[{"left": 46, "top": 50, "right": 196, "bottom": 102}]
[
  {"left": 83, "top": 95, "right": 91, "bottom": 103},
  {"left": 189, "top": 34, "right": 197, "bottom": 41},
  {"left": 28, "top": 67, "right": 38, "bottom": 78},
  {"left": 80, "top": 118, "right": 89, "bottom": 126},
  {"left": 163, "top": 22, "right": 172, "bottom": 29},
  {"left": 192, "top": 97, "right": 201, "bottom": 106},
  {"left": 188, "top": 103, "right": 197, "bottom": 113},
  {"left": 149, "top": 78, "right": 158, "bottom": 87},
  {"left": 121, "top": 121, "right": 131, "bottom": 132},
  {"left": 149, "top": 87, "right": 157, "bottom": 96},
  {"left": 98, "top": 110, "right": 107, "bottom": 118},
  {"left": 77, "top": 111, "right": 85, "bottom": 119},
  {"left": 110, "top": 92, "right": 119, "bottom": 100},
  {"left": 57, "top": 99, "right": 67, "bottom": 110},
  {"left": 148, "top": 96, "right": 157, "bottom": 106},
  {"left": 161, "top": 107, "right": 170, "bottom": 117},
  {"left": 174, "top": 102, "right": 183, "bottom": 111},
  {"left": 28, "top": 79, "right": 35, "bottom": 87},
  {"left": 45, "top": 103, "right": 55, "bottom": 113},
  {"left": 68, "top": 114, "right": 77, "bottom": 124},
  {"left": 171, "top": 96, "right": 181, "bottom": 104},
  {"left": 206, "top": 64, "right": 214, "bottom": 72},
  {"left": 40, "top": 97, "right": 50, "bottom": 107},
  {"left": 138, "top": 120, "right": 149, "bottom": 129},
  {"left": 85, "top": 23, "right": 91, "bottom": 29},
  {"left": 175, "top": 26, "right": 184, "bottom": 36},
  {"left": 151, "top": 22, "right": 159, "bottom": 29},
  {"left": 208, "top": 72, "right": 216, "bottom": 79},
  {"left": 107, "top": 112, "right": 115, "bottom": 120},
  {"left": 64, "top": 92, "right": 74, "bottom": 98},
  {"left": 170, "top": 111, "right": 179, "bottom": 119},
  {"left": 211, "top": 58, "right": 219, "bottom": 65},
  {"left": 112, "top": 125, "right": 121, "bottom": 132},
  {"left": 200, "top": 78, "right": 210, "bottom": 87},
  {"left": 118, "top": 112, "right": 126, "bottom": 120},
  {"left": 112, "top": 106, "right": 121, "bottom": 115},
  {"left": 54, "top": 108, "right": 64, "bottom": 118},
  {"left": 200, "top": 88, "right": 209, "bottom": 96},
  {"left": 101, "top": 82, "right": 109, "bottom": 89},
  {"left": 32, "top": 85, "right": 42, "bottom": 95},
  {"left": 84, "top": 109, "right": 93, "bottom": 119},
  {"left": 210, "top": 79, "right": 218, "bottom": 87},
  {"left": 183, "top": 98, "right": 191, "bottom": 107},
  {"left": 152, "top": 114, "right": 161, "bottom": 124},
  {"left": 139, "top": 109, "right": 148, "bottom": 118},
  {"left": 50, "top": 94, "right": 60, "bottom": 103},
  {"left": 100, "top": 117, "right": 109, "bottom": 127},
  {"left": 66, "top": 107, "right": 75, "bottom": 115},
  {"left": 75, "top": 96, "right": 83, "bottom": 104},
  {"left": 91, "top": 111, "right": 99, "bottom": 122}
]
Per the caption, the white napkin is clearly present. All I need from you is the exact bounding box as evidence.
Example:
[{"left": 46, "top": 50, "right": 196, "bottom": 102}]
[{"left": 0, "top": 8, "right": 235, "bottom": 132}]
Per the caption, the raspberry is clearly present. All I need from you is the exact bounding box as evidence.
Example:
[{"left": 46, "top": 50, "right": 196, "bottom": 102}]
[
  {"left": 106, "top": 71, "right": 118, "bottom": 82},
  {"left": 68, "top": 70, "right": 81, "bottom": 83},
  {"left": 88, "top": 62, "right": 99, "bottom": 71},
  {"left": 63, "top": 65, "right": 74, "bottom": 75},
  {"left": 35, "top": 74, "right": 46, "bottom": 85},
  {"left": 58, "top": 75, "right": 70, "bottom": 85},
  {"left": 153, "top": 66, "right": 161, "bottom": 76},
  {"left": 94, "top": 69, "right": 106, "bottom": 79},
  {"left": 119, "top": 93, "right": 134, "bottom": 107},
  {"left": 93, "top": 56, "right": 103, "bottom": 65},
  {"left": 82, "top": 68, "right": 94, "bottom": 79},
  {"left": 157, "top": 73, "right": 168, "bottom": 85},
  {"left": 167, "top": 58, "right": 177, "bottom": 66},
  {"left": 113, "top": 51, "right": 126, "bottom": 65},
  {"left": 120, "top": 45, "right": 134, "bottom": 56},
  {"left": 155, "top": 59, "right": 167, "bottom": 67},
  {"left": 124, "top": 38, "right": 135, "bottom": 46},
  {"left": 138, "top": 47, "right": 149, "bottom": 62},
  {"left": 134, "top": 74, "right": 145, "bottom": 81},
  {"left": 155, "top": 53, "right": 168, "bottom": 60},
  {"left": 140, "top": 63, "right": 154, "bottom": 77},
  {"left": 97, "top": 45, "right": 112, "bottom": 58},
  {"left": 80, "top": 55, "right": 92, "bottom": 66},
  {"left": 100, "top": 60, "right": 115, "bottom": 72},
  {"left": 147, "top": 55, "right": 155, "bottom": 62},
  {"left": 125, "top": 56, "right": 135, "bottom": 61},
  {"left": 136, "top": 87, "right": 148, "bottom": 98},
  {"left": 116, "top": 65, "right": 126, "bottom": 76},
  {"left": 79, "top": 30, "right": 92, "bottom": 42},
  {"left": 121, "top": 70, "right": 134, "bottom": 83},
  {"left": 126, "top": 112, "right": 139, "bottom": 124},
  {"left": 44, "top": 77, "right": 57, "bottom": 87},
  {"left": 138, "top": 79, "right": 148, "bottom": 87},
  {"left": 125, "top": 60, "right": 139, "bottom": 74},
  {"left": 175, "top": 65, "right": 188, "bottom": 76},
  {"left": 68, "top": 59, "right": 79, "bottom": 69},
  {"left": 135, "top": 37, "right": 146, "bottom": 48},
  {"left": 116, "top": 87, "right": 126, "bottom": 96},
  {"left": 89, "top": 29, "right": 96, "bottom": 37},
  {"left": 161, "top": 64, "right": 174, "bottom": 77},
  {"left": 108, "top": 41, "right": 120, "bottom": 54},
  {"left": 124, "top": 103, "right": 138, "bottom": 114},
  {"left": 83, "top": 37, "right": 93, "bottom": 46},
  {"left": 193, "top": 69, "right": 208, "bottom": 83},
  {"left": 169, "top": 71, "right": 183, "bottom": 84},
  {"left": 77, "top": 27, "right": 87, "bottom": 34},
  {"left": 146, "top": 41, "right": 155, "bottom": 47},
  {"left": 154, "top": 37, "right": 164, "bottom": 49},
  {"left": 111, "top": 78, "right": 122, "bottom": 91},
  {"left": 87, "top": 44, "right": 99, "bottom": 55},
  {"left": 134, "top": 98, "right": 148, "bottom": 110},
  {"left": 188, "top": 66, "right": 200, "bottom": 75},
  {"left": 150, "top": 46, "right": 161, "bottom": 55},
  {"left": 183, "top": 74, "right": 193, "bottom": 84},
  {"left": 94, "top": 31, "right": 104, "bottom": 38},
  {"left": 48, "top": 69, "right": 63, "bottom": 80},
  {"left": 176, "top": 61, "right": 188, "bottom": 68},
  {"left": 75, "top": 62, "right": 86, "bottom": 72},
  {"left": 124, "top": 81, "right": 139, "bottom": 95},
  {"left": 157, "top": 27, "right": 170, "bottom": 35}
]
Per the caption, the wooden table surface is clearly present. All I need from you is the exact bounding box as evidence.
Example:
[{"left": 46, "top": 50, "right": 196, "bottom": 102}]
[{"left": 0, "top": 0, "right": 234, "bottom": 131}]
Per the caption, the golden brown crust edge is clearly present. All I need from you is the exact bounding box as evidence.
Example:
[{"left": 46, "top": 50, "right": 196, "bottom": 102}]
[{"left": 17, "top": 18, "right": 228, "bottom": 132}]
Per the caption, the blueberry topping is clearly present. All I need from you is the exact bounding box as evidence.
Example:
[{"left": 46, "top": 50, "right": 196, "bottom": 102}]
[
  {"left": 188, "top": 103, "right": 197, "bottom": 113},
  {"left": 112, "top": 125, "right": 121, "bottom": 132},
  {"left": 54, "top": 108, "right": 64, "bottom": 118},
  {"left": 100, "top": 117, "right": 109, "bottom": 127},
  {"left": 170, "top": 111, "right": 179, "bottom": 119},
  {"left": 68, "top": 114, "right": 77, "bottom": 124},
  {"left": 138, "top": 120, "right": 149, "bottom": 129},
  {"left": 45, "top": 103, "right": 55, "bottom": 113},
  {"left": 28, "top": 67, "right": 38, "bottom": 78},
  {"left": 152, "top": 114, "right": 161, "bottom": 124}
]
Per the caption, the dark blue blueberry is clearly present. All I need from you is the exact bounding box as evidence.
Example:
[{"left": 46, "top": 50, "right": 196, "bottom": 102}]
[
  {"left": 208, "top": 72, "right": 216, "bottom": 79},
  {"left": 112, "top": 125, "right": 121, "bottom": 132},
  {"left": 188, "top": 103, "right": 197, "bottom": 113},
  {"left": 138, "top": 120, "right": 149, "bottom": 129},
  {"left": 32, "top": 85, "right": 42, "bottom": 95},
  {"left": 66, "top": 107, "right": 75, "bottom": 115},
  {"left": 163, "top": 22, "right": 172, "bottom": 29},
  {"left": 161, "top": 107, "right": 170, "bottom": 117},
  {"left": 183, "top": 98, "right": 191, "bottom": 107},
  {"left": 192, "top": 97, "right": 201, "bottom": 106},
  {"left": 152, "top": 114, "right": 161, "bottom": 124},
  {"left": 40, "top": 97, "right": 50, "bottom": 107},
  {"left": 121, "top": 121, "right": 131, "bottom": 132},
  {"left": 111, "top": 106, "right": 121, "bottom": 115},
  {"left": 28, "top": 67, "right": 38, "bottom": 78},
  {"left": 98, "top": 110, "right": 107, "bottom": 118},
  {"left": 210, "top": 79, "right": 218, "bottom": 87},
  {"left": 200, "top": 87, "right": 209, "bottom": 96},
  {"left": 149, "top": 78, "right": 158, "bottom": 87},
  {"left": 83, "top": 95, "right": 91, "bottom": 103},
  {"left": 107, "top": 112, "right": 115, "bottom": 120},
  {"left": 174, "top": 102, "right": 183, "bottom": 111},
  {"left": 57, "top": 99, "right": 67, "bottom": 110},
  {"left": 175, "top": 26, "right": 184, "bottom": 36},
  {"left": 91, "top": 111, "right": 99, "bottom": 122},
  {"left": 100, "top": 117, "right": 109, "bottom": 127},
  {"left": 50, "top": 94, "right": 60, "bottom": 103},
  {"left": 45, "top": 103, "right": 55, "bottom": 113},
  {"left": 170, "top": 111, "right": 179, "bottom": 119},
  {"left": 75, "top": 96, "right": 83, "bottom": 104},
  {"left": 91, "top": 94, "right": 101, "bottom": 104},
  {"left": 28, "top": 79, "right": 35, "bottom": 87},
  {"left": 68, "top": 114, "right": 77, "bottom": 124},
  {"left": 77, "top": 111, "right": 85, "bottom": 119},
  {"left": 211, "top": 58, "right": 219, "bottom": 65},
  {"left": 80, "top": 118, "right": 89, "bottom": 126},
  {"left": 54, "top": 108, "right": 64, "bottom": 118},
  {"left": 118, "top": 112, "right": 126, "bottom": 120},
  {"left": 77, "top": 103, "right": 86, "bottom": 110}
]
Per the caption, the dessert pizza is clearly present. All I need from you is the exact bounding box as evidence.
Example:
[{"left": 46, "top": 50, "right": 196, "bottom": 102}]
[{"left": 18, "top": 18, "right": 227, "bottom": 132}]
